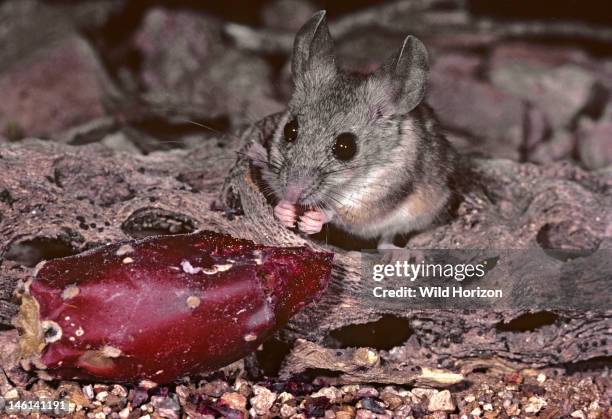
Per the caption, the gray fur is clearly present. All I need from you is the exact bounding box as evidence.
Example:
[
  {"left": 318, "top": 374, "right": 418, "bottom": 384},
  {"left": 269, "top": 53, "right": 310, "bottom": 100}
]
[{"left": 260, "top": 11, "right": 458, "bottom": 244}]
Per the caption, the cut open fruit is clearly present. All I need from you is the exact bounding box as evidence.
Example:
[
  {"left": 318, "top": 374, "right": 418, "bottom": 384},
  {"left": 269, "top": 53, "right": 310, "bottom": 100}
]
[{"left": 15, "top": 231, "right": 332, "bottom": 383}]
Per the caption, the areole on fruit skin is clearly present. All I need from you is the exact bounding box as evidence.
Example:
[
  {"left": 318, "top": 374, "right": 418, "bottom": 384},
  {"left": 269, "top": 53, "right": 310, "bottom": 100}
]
[{"left": 14, "top": 230, "right": 332, "bottom": 383}]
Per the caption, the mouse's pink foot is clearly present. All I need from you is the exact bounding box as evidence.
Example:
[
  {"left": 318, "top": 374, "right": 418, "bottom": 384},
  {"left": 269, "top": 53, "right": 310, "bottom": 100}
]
[
  {"left": 298, "top": 209, "right": 328, "bottom": 235},
  {"left": 274, "top": 201, "right": 297, "bottom": 228}
]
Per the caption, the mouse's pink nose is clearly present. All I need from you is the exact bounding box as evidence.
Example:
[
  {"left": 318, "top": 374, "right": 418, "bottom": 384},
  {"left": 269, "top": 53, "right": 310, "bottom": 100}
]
[{"left": 283, "top": 182, "right": 306, "bottom": 204}]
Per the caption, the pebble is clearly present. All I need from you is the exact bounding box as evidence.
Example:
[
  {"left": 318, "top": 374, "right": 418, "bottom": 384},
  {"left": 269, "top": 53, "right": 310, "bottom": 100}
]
[
  {"left": 151, "top": 396, "right": 181, "bottom": 419},
  {"left": 111, "top": 384, "right": 128, "bottom": 398},
  {"left": 352, "top": 347, "right": 379, "bottom": 367},
  {"left": 355, "top": 409, "right": 376, "bottom": 419},
  {"left": 3, "top": 388, "right": 19, "bottom": 399},
  {"left": 249, "top": 385, "right": 277, "bottom": 416},
  {"left": 280, "top": 403, "right": 298, "bottom": 418},
  {"left": 324, "top": 409, "right": 336, "bottom": 419},
  {"left": 358, "top": 397, "right": 386, "bottom": 414},
  {"left": 356, "top": 386, "right": 379, "bottom": 398},
  {"left": 392, "top": 404, "right": 412, "bottom": 418},
  {"left": 83, "top": 384, "right": 95, "bottom": 400},
  {"left": 505, "top": 403, "right": 520, "bottom": 416},
  {"left": 379, "top": 389, "right": 404, "bottom": 410},
  {"left": 219, "top": 391, "right": 247, "bottom": 411},
  {"left": 96, "top": 391, "right": 109, "bottom": 402},
  {"left": 427, "top": 390, "right": 455, "bottom": 412},
  {"left": 311, "top": 386, "right": 344, "bottom": 403},
  {"left": 411, "top": 388, "right": 436, "bottom": 399},
  {"left": 277, "top": 391, "right": 295, "bottom": 404},
  {"left": 524, "top": 396, "right": 547, "bottom": 413},
  {"left": 138, "top": 380, "right": 157, "bottom": 390},
  {"left": 201, "top": 379, "right": 229, "bottom": 397},
  {"left": 335, "top": 405, "right": 356, "bottom": 419}
]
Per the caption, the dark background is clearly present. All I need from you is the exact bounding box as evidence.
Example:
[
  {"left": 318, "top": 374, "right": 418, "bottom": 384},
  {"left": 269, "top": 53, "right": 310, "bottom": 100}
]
[{"left": 1, "top": 0, "right": 611, "bottom": 168}]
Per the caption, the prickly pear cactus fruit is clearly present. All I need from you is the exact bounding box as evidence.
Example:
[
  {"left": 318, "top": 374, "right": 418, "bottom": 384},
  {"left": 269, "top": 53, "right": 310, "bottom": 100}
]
[{"left": 15, "top": 231, "right": 332, "bottom": 383}]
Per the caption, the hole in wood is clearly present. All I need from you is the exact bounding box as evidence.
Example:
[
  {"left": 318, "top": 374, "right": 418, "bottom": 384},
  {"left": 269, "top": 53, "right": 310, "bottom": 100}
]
[
  {"left": 121, "top": 207, "right": 197, "bottom": 239},
  {"left": 495, "top": 311, "right": 559, "bottom": 332},
  {"left": 328, "top": 315, "right": 413, "bottom": 350},
  {"left": 536, "top": 221, "right": 601, "bottom": 252},
  {"left": 256, "top": 338, "right": 292, "bottom": 376},
  {"left": 564, "top": 356, "right": 612, "bottom": 374},
  {"left": 4, "top": 237, "right": 76, "bottom": 267}
]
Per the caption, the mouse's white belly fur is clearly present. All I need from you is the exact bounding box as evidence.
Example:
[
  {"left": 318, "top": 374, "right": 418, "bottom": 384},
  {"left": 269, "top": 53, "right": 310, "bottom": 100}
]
[{"left": 331, "top": 185, "right": 450, "bottom": 240}]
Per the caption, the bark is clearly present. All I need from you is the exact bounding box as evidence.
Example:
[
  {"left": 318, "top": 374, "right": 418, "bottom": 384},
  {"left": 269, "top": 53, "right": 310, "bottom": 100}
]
[{"left": 1, "top": 114, "right": 610, "bottom": 384}]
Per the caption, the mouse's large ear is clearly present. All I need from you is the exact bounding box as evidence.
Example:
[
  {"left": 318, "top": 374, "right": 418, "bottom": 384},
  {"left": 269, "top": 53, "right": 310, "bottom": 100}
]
[
  {"left": 292, "top": 11, "right": 336, "bottom": 85},
  {"left": 376, "top": 35, "right": 429, "bottom": 113}
]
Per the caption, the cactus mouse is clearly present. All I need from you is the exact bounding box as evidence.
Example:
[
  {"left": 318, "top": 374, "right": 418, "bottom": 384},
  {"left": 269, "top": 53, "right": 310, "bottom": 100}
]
[{"left": 244, "top": 10, "right": 459, "bottom": 249}]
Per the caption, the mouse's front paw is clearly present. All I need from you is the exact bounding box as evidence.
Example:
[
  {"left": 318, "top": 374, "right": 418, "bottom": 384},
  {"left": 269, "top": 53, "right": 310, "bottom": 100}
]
[
  {"left": 274, "top": 200, "right": 297, "bottom": 228},
  {"left": 298, "top": 210, "right": 327, "bottom": 235}
]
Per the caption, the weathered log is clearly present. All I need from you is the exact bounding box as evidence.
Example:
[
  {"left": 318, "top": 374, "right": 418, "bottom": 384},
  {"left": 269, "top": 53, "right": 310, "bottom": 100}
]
[{"left": 1, "top": 114, "right": 610, "bottom": 384}]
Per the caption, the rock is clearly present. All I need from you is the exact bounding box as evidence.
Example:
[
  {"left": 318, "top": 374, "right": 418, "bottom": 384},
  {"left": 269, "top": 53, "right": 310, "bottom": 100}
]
[
  {"left": 82, "top": 385, "right": 95, "bottom": 400},
  {"left": 219, "top": 392, "right": 247, "bottom": 412},
  {"left": 356, "top": 387, "right": 379, "bottom": 398},
  {"left": 335, "top": 31, "right": 405, "bottom": 74},
  {"left": 261, "top": 0, "right": 317, "bottom": 32},
  {"left": 577, "top": 118, "right": 612, "bottom": 170},
  {"left": 310, "top": 386, "right": 344, "bottom": 403},
  {"left": 358, "top": 397, "right": 386, "bottom": 414},
  {"left": 531, "top": 130, "right": 576, "bottom": 164},
  {"left": 0, "top": 1, "right": 118, "bottom": 138},
  {"left": 427, "top": 390, "right": 455, "bottom": 412},
  {"left": 95, "top": 391, "right": 109, "bottom": 402},
  {"left": 133, "top": 7, "right": 282, "bottom": 128},
  {"left": 504, "top": 402, "right": 520, "bottom": 416},
  {"left": 524, "top": 396, "right": 547, "bottom": 414},
  {"left": 52, "top": 0, "right": 120, "bottom": 30},
  {"left": 118, "top": 406, "right": 131, "bottom": 418},
  {"left": 249, "top": 385, "right": 277, "bottom": 416},
  {"left": 429, "top": 71, "right": 526, "bottom": 160},
  {"left": 110, "top": 384, "right": 128, "bottom": 398},
  {"left": 150, "top": 395, "right": 180, "bottom": 419},
  {"left": 201, "top": 380, "right": 230, "bottom": 397},
  {"left": 303, "top": 396, "right": 332, "bottom": 417},
  {"left": 392, "top": 405, "right": 412, "bottom": 418},
  {"left": 379, "top": 389, "right": 404, "bottom": 410},
  {"left": 490, "top": 42, "right": 590, "bottom": 69},
  {"left": 411, "top": 388, "right": 436, "bottom": 400},
  {"left": 525, "top": 105, "right": 551, "bottom": 152},
  {"left": 280, "top": 403, "right": 298, "bottom": 417},
  {"left": 431, "top": 53, "right": 483, "bottom": 79},
  {"left": 352, "top": 348, "right": 379, "bottom": 367},
  {"left": 355, "top": 409, "right": 376, "bottom": 419},
  {"left": 491, "top": 59, "right": 599, "bottom": 129},
  {"left": 336, "top": 405, "right": 356, "bottom": 419}
]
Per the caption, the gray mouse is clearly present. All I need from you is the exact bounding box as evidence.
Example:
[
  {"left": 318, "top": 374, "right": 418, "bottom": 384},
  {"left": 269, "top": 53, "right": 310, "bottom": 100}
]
[{"left": 247, "top": 10, "right": 459, "bottom": 249}]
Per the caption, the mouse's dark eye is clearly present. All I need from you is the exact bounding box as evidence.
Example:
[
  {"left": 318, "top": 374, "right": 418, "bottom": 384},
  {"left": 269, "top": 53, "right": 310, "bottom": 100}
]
[
  {"left": 333, "top": 132, "right": 358, "bottom": 161},
  {"left": 283, "top": 118, "right": 298, "bottom": 143}
]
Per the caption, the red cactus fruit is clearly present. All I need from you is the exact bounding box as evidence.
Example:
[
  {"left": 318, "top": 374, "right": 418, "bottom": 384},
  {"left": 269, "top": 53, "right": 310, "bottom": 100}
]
[{"left": 15, "top": 231, "right": 332, "bottom": 383}]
